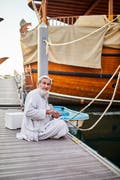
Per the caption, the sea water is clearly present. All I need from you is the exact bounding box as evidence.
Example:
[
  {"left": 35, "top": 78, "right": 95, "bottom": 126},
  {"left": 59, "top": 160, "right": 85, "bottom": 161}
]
[{"left": 67, "top": 104, "right": 120, "bottom": 168}]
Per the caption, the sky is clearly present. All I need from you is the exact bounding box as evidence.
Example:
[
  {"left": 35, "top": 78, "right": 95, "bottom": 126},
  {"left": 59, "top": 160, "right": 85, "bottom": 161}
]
[{"left": 0, "top": 0, "right": 38, "bottom": 75}]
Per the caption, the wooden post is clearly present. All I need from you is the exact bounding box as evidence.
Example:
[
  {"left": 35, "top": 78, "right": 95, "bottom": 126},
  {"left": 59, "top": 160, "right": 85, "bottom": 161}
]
[
  {"left": 41, "top": 0, "right": 48, "bottom": 25},
  {"left": 38, "top": 0, "right": 48, "bottom": 78},
  {"left": 38, "top": 23, "right": 48, "bottom": 78},
  {"left": 108, "top": 0, "right": 113, "bottom": 21}
]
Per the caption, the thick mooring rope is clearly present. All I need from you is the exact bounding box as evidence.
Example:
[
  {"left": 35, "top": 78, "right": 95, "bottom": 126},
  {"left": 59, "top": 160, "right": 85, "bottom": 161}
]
[{"left": 67, "top": 65, "right": 120, "bottom": 131}]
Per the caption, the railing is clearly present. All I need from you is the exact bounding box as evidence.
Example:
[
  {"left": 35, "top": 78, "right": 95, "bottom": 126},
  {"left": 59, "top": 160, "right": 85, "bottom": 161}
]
[
  {"left": 48, "top": 16, "right": 79, "bottom": 26},
  {"left": 47, "top": 15, "right": 119, "bottom": 26}
]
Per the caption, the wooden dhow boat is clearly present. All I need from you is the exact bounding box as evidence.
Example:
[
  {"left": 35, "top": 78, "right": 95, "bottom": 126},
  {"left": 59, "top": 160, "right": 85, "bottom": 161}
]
[
  {"left": 20, "top": 0, "right": 120, "bottom": 106},
  {"left": 0, "top": 57, "right": 8, "bottom": 64}
]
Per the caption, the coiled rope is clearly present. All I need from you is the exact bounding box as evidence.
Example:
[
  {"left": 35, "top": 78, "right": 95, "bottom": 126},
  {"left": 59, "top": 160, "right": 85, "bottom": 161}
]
[{"left": 67, "top": 65, "right": 120, "bottom": 131}]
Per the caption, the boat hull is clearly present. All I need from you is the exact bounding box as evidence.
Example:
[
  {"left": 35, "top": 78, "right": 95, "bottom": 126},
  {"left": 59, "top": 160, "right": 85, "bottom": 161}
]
[{"left": 24, "top": 47, "right": 120, "bottom": 105}]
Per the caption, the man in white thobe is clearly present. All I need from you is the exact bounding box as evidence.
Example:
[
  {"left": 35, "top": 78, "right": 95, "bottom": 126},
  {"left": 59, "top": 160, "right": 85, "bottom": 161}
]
[{"left": 16, "top": 75, "right": 69, "bottom": 141}]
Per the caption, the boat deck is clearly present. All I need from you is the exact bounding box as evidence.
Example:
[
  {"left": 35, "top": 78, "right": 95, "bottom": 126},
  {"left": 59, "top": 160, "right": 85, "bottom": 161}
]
[{"left": 0, "top": 77, "right": 120, "bottom": 179}]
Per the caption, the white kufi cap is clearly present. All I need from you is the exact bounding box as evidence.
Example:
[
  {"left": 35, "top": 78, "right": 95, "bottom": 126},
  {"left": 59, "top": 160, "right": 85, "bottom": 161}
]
[{"left": 38, "top": 75, "right": 52, "bottom": 84}]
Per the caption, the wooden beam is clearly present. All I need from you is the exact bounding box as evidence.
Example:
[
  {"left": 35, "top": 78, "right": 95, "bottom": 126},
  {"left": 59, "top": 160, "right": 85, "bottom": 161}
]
[
  {"left": 41, "top": 0, "right": 48, "bottom": 24},
  {"left": 108, "top": 0, "right": 113, "bottom": 21},
  {"left": 0, "top": 57, "right": 8, "bottom": 64},
  {"left": 84, "top": 0, "right": 101, "bottom": 15}
]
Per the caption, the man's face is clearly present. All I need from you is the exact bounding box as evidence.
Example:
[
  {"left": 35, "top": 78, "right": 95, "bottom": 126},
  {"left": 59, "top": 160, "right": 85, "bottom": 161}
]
[{"left": 38, "top": 78, "right": 51, "bottom": 92}]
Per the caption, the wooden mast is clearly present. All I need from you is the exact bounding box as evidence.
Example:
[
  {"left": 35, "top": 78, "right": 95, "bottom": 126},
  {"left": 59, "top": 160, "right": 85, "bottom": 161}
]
[{"left": 108, "top": 0, "right": 113, "bottom": 21}]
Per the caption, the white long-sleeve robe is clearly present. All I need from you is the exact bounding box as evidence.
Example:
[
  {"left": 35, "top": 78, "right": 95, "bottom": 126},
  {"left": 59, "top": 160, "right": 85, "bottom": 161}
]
[{"left": 16, "top": 88, "right": 68, "bottom": 141}]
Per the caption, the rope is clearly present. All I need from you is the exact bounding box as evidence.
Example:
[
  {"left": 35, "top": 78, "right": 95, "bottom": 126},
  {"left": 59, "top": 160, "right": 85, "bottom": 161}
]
[
  {"left": 67, "top": 65, "right": 120, "bottom": 131},
  {"left": 31, "top": 0, "right": 41, "bottom": 23},
  {"left": 78, "top": 72, "right": 120, "bottom": 131},
  {"left": 79, "top": 65, "right": 120, "bottom": 113},
  {"left": 68, "top": 65, "right": 120, "bottom": 119},
  {"left": 45, "top": 15, "right": 120, "bottom": 47}
]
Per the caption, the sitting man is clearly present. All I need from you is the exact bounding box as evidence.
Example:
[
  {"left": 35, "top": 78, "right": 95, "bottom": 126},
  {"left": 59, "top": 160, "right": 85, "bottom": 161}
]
[{"left": 16, "top": 75, "right": 69, "bottom": 141}]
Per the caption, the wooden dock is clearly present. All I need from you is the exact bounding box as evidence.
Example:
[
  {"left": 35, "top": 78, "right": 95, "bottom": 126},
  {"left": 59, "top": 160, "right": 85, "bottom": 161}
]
[
  {"left": 0, "top": 77, "right": 21, "bottom": 107},
  {"left": 0, "top": 77, "right": 120, "bottom": 179}
]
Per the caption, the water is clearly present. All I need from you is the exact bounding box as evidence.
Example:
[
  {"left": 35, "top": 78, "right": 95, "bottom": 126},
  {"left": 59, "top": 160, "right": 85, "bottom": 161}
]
[{"left": 67, "top": 104, "right": 120, "bottom": 168}]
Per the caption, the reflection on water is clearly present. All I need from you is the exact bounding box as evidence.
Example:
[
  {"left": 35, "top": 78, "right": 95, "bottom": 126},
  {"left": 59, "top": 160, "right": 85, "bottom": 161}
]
[{"left": 67, "top": 104, "right": 120, "bottom": 168}]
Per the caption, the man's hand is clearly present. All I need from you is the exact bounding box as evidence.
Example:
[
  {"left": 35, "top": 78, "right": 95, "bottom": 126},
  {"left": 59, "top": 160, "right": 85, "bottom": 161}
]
[{"left": 46, "top": 110, "right": 61, "bottom": 118}]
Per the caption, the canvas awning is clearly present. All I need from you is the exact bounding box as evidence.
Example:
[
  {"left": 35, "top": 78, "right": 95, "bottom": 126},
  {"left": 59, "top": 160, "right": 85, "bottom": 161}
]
[{"left": 20, "top": 15, "right": 120, "bottom": 68}]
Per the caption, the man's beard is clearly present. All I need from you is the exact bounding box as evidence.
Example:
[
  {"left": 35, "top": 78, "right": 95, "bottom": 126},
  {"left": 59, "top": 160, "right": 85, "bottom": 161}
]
[{"left": 39, "top": 89, "right": 49, "bottom": 98}]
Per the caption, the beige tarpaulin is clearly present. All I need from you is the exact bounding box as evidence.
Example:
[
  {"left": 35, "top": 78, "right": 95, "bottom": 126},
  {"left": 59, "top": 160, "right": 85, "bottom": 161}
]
[
  {"left": 104, "top": 23, "right": 120, "bottom": 49},
  {"left": 48, "top": 26, "right": 107, "bottom": 69},
  {"left": 20, "top": 27, "right": 38, "bottom": 65},
  {"left": 20, "top": 15, "right": 120, "bottom": 69}
]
